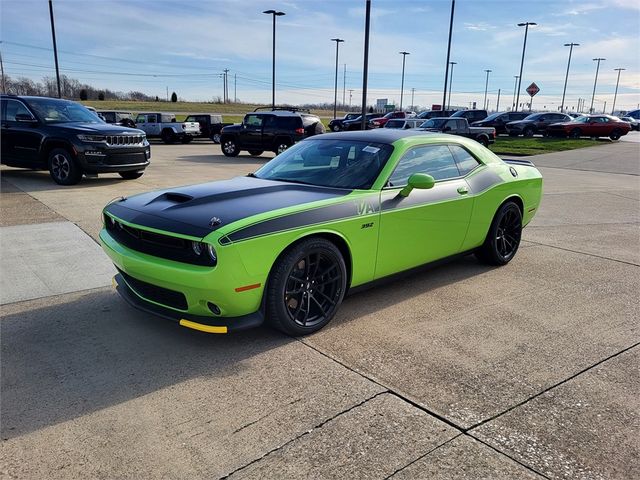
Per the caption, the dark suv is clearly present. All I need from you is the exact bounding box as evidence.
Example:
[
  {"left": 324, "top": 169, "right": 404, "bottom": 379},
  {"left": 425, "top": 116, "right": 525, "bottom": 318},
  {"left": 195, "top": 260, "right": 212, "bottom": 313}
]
[
  {"left": 1, "top": 95, "right": 150, "bottom": 185},
  {"left": 451, "top": 109, "right": 488, "bottom": 123},
  {"left": 220, "top": 107, "right": 324, "bottom": 157}
]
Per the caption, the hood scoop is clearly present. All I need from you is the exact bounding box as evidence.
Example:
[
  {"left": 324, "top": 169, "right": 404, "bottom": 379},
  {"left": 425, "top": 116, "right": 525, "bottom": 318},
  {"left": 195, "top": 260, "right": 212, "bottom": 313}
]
[{"left": 145, "top": 192, "right": 194, "bottom": 206}]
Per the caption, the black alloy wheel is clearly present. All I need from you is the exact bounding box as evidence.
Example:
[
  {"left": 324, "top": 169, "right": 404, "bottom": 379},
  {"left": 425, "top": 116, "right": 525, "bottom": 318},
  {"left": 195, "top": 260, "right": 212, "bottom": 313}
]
[
  {"left": 523, "top": 127, "right": 534, "bottom": 137},
  {"left": 476, "top": 201, "right": 522, "bottom": 266},
  {"left": 48, "top": 148, "right": 82, "bottom": 185},
  {"left": 267, "top": 238, "right": 347, "bottom": 335}
]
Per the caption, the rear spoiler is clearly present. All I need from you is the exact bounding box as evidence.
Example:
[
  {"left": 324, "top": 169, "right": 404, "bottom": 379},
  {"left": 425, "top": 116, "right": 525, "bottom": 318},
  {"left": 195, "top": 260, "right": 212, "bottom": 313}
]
[{"left": 502, "top": 158, "right": 535, "bottom": 167}]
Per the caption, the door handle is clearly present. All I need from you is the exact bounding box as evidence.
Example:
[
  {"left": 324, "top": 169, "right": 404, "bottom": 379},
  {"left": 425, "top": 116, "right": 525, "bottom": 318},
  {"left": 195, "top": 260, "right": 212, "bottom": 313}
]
[{"left": 457, "top": 186, "right": 469, "bottom": 195}]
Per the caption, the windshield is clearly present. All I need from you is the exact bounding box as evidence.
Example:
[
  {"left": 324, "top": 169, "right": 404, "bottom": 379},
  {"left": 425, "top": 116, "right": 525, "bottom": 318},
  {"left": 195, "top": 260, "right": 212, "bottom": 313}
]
[
  {"left": 27, "top": 98, "right": 103, "bottom": 124},
  {"left": 523, "top": 113, "right": 543, "bottom": 121},
  {"left": 483, "top": 112, "right": 502, "bottom": 121},
  {"left": 254, "top": 139, "right": 394, "bottom": 190},
  {"left": 419, "top": 118, "right": 447, "bottom": 128}
]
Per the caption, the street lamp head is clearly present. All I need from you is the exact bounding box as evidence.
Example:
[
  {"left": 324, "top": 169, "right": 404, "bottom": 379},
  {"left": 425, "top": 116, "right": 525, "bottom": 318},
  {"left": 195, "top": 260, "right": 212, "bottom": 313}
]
[
  {"left": 564, "top": 43, "right": 580, "bottom": 47},
  {"left": 263, "top": 10, "right": 285, "bottom": 15},
  {"left": 331, "top": 38, "right": 344, "bottom": 43},
  {"left": 518, "top": 22, "right": 537, "bottom": 27},
  {"left": 614, "top": 67, "right": 626, "bottom": 71},
  {"left": 593, "top": 58, "right": 606, "bottom": 61},
  {"left": 450, "top": 61, "right": 457, "bottom": 65},
  {"left": 485, "top": 69, "right": 492, "bottom": 73},
  {"left": 399, "top": 51, "right": 410, "bottom": 55}
]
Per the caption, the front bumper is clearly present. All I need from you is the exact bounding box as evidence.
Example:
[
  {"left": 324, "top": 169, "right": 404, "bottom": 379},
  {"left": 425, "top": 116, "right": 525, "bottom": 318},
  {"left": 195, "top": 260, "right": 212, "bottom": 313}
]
[
  {"left": 113, "top": 274, "right": 264, "bottom": 333},
  {"left": 77, "top": 144, "right": 151, "bottom": 173}
]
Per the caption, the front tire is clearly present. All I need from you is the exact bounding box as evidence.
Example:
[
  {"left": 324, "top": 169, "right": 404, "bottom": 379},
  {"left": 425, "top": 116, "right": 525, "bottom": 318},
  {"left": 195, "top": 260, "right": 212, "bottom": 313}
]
[
  {"left": 523, "top": 127, "right": 534, "bottom": 138},
  {"left": 267, "top": 238, "right": 347, "bottom": 336},
  {"left": 212, "top": 133, "right": 221, "bottom": 144},
  {"left": 118, "top": 171, "right": 144, "bottom": 180},
  {"left": 331, "top": 124, "right": 341, "bottom": 132},
  {"left": 248, "top": 150, "right": 264, "bottom": 156},
  {"left": 161, "top": 130, "right": 176, "bottom": 144},
  {"left": 48, "top": 148, "right": 82, "bottom": 185},
  {"left": 221, "top": 137, "right": 240, "bottom": 157},
  {"left": 476, "top": 201, "right": 522, "bottom": 266},
  {"left": 609, "top": 129, "right": 622, "bottom": 140},
  {"left": 569, "top": 128, "right": 582, "bottom": 139}
]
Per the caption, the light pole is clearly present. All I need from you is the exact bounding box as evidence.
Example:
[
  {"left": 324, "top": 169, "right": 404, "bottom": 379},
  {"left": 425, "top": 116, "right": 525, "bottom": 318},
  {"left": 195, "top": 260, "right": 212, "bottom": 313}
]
[
  {"left": 447, "top": 61, "right": 457, "bottom": 109},
  {"left": 589, "top": 57, "right": 605, "bottom": 113},
  {"left": 611, "top": 67, "right": 625, "bottom": 114},
  {"left": 442, "top": 0, "right": 456, "bottom": 112},
  {"left": 331, "top": 38, "right": 344, "bottom": 119},
  {"left": 360, "top": 0, "right": 371, "bottom": 130},
  {"left": 512, "top": 75, "right": 519, "bottom": 111},
  {"left": 560, "top": 43, "right": 579, "bottom": 113},
  {"left": 263, "top": 9, "right": 285, "bottom": 108},
  {"left": 515, "top": 22, "right": 537, "bottom": 112},
  {"left": 48, "top": 0, "right": 61, "bottom": 98},
  {"left": 483, "top": 69, "right": 492, "bottom": 110},
  {"left": 399, "top": 51, "right": 410, "bottom": 111}
]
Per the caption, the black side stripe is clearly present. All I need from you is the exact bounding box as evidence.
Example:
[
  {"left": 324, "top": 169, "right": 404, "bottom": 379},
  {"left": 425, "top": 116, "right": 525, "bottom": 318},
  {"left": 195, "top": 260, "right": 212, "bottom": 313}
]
[
  {"left": 466, "top": 168, "right": 503, "bottom": 194},
  {"left": 221, "top": 198, "right": 380, "bottom": 244}
]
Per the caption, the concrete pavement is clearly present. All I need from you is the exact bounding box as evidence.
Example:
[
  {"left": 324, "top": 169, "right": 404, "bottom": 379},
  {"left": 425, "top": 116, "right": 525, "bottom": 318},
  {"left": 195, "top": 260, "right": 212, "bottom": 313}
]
[{"left": 1, "top": 137, "right": 638, "bottom": 479}]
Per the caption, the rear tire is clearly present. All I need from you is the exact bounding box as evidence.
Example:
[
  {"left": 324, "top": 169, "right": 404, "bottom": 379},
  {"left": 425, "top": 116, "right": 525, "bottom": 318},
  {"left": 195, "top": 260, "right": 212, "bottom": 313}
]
[
  {"left": 331, "top": 124, "right": 341, "bottom": 132},
  {"left": 569, "top": 128, "right": 582, "bottom": 139},
  {"left": 476, "top": 201, "right": 522, "bottom": 266},
  {"left": 212, "top": 133, "right": 221, "bottom": 144},
  {"left": 221, "top": 137, "right": 240, "bottom": 157},
  {"left": 118, "top": 171, "right": 144, "bottom": 180},
  {"left": 161, "top": 130, "right": 176, "bottom": 144},
  {"left": 48, "top": 148, "right": 82, "bottom": 185},
  {"left": 477, "top": 136, "right": 489, "bottom": 147},
  {"left": 275, "top": 139, "right": 292, "bottom": 155},
  {"left": 523, "top": 127, "right": 534, "bottom": 138},
  {"left": 609, "top": 129, "right": 622, "bottom": 140},
  {"left": 267, "top": 238, "right": 347, "bottom": 336},
  {"left": 248, "top": 150, "right": 264, "bottom": 157},
  {"left": 181, "top": 136, "right": 193, "bottom": 144}
]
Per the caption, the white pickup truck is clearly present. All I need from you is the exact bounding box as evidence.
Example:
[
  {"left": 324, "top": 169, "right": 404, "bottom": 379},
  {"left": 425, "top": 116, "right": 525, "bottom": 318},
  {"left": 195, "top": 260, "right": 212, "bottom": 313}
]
[{"left": 134, "top": 113, "right": 200, "bottom": 144}]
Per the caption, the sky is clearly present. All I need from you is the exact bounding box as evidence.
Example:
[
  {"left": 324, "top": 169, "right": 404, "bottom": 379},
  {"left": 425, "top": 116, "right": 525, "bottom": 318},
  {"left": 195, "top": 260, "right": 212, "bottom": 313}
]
[{"left": 1, "top": 0, "right": 639, "bottom": 112}]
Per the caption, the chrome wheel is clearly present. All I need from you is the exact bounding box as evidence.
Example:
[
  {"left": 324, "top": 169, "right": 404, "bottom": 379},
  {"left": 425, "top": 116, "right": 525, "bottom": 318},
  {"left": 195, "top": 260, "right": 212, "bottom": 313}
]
[{"left": 277, "top": 143, "right": 290, "bottom": 155}]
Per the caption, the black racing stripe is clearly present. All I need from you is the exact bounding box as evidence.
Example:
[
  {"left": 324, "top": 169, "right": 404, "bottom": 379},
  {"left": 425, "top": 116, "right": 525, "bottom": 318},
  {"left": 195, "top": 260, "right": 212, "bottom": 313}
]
[
  {"left": 106, "top": 203, "right": 212, "bottom": 238},
  {"left": 466, "top": 168, "right": 503, "bottom": 194},
  {"left": 224, "top": 198, "right": 380, "bottom": 243}
]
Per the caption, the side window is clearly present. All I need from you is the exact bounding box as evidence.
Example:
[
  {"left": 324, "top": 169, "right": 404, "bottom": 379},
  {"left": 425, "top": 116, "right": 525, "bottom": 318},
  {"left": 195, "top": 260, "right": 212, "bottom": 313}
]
[
  {"left": 244, "top": 114, "right": 264, "bottom": 127},
  {"left": 449, "top": 145, "right": 481, "bottom": 176},
  {"left": 263, "top": 116, "right": 277, "bottom": 129},
  {"left": 102, "top": 112, "right": 115, "bottom": 122},
  {"left": 147, "top": 114, "right": 158, "bottom": 123},
  {"left": 444, "top": 119, "right": 457, "bottom": 131},
  {"left": 389, "top": 145, "right": 460, "bottom": 186},
  {"left": 136, "top": 114, "right": 147, "bottom": 123},
  {"left": 4, "top": 100, "right": 33, "bottom": 122},
  {"left": 457, "top": 119, "right": 466, "bottom": 130}
]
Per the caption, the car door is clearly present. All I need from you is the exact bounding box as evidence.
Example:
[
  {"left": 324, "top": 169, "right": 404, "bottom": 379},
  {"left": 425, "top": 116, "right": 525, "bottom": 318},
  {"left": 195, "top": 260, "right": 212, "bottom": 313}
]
[
  {"left": 375, "top": 144, "right": 474, "bottom": 278},
  {"left": 1, "top": 99, "right": 43, "bottom": 166},
  {"left": 239, "top": 113, "right": 264, "bottom": 148}
]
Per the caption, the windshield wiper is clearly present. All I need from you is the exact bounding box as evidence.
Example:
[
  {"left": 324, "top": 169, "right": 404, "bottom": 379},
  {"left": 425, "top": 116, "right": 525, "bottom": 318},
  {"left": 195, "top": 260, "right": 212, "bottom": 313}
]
[{"left": 268, "top": 177, "right": 316, "bottom": 186}]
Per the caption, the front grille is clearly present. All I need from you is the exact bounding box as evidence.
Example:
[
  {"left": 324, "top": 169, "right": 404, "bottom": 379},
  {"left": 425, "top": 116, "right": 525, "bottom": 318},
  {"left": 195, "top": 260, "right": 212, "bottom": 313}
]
[
  {"left": 106, "top": 135, "right": 145, "bottom": 147},
  {"left": 104, "top": 214, "right": 215, "bottom": 266},
  {"left": 106, "top": 152, "right": 148, "bottom": 165},
  {"left": 118, "top": 268, "right": 188, "bottom": 310}
]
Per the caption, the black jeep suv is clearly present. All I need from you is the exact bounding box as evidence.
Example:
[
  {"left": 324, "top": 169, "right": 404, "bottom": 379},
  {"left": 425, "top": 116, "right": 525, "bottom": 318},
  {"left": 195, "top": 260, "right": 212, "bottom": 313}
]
[
  {"left": 220, "top": 107, "right": 325, "bottom": 157},
  {"left": 1, "top": 95, "right": 150, "bottom": 185}
]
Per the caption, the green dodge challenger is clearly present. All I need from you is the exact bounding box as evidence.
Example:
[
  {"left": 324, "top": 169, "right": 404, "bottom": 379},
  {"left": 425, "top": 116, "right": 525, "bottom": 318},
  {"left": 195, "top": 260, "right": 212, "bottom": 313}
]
[{"left": 100, "top": 130, "right": 542, "bottom": 335}]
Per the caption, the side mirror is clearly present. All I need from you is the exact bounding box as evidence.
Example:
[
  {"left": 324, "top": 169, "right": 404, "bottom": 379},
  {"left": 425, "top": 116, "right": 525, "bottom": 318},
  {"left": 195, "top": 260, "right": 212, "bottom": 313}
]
[
  {"left": 15, "top": 113, "right": 37, "bottom": 123},
  {"left": 399, "top": 173, "right": 435, "bottom": 197}
]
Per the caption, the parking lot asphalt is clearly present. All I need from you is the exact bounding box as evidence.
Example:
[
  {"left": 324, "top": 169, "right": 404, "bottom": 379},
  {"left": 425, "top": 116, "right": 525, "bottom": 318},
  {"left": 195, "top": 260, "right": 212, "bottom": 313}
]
[{"left": 1, "top": 134, "right": 639, "bottom": 479}]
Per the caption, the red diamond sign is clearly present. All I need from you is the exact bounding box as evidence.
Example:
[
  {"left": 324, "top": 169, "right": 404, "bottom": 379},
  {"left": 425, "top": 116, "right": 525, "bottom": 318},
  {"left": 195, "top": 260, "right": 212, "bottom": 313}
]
[{"left": 526, "top": 82, "right": 540, "bottom": 97}]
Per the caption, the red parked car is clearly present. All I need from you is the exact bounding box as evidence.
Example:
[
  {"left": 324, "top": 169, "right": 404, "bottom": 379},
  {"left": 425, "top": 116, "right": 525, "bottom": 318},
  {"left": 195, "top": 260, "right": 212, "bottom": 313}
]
[
  {"left": 546, "top": 114, "right": 631, "bottom": 140},
  {"left": 370, "top": 111, "right": 415, "bottom": 128}
]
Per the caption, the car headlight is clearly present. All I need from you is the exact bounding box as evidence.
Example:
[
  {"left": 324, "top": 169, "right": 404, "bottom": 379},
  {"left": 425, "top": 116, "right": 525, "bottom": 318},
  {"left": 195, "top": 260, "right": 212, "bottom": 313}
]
[
  {"left": 191, "top": 241, "right": 217, "bottom": 265},
  {"left": 77, "top": 134, "right": 106, "bottom": 143}
]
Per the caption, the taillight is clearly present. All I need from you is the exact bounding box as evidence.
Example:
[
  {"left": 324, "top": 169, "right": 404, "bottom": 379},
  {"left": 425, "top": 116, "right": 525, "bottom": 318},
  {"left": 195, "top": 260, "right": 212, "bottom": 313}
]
[{"left": 295, "top": 128, "right": 304, "bottom": 134}]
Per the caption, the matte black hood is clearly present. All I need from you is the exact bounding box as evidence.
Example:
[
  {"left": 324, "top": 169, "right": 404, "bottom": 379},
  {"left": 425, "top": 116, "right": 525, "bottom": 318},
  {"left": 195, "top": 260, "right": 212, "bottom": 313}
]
[{"left": 105, "top": 176, "right": 351, "bottom": 238}]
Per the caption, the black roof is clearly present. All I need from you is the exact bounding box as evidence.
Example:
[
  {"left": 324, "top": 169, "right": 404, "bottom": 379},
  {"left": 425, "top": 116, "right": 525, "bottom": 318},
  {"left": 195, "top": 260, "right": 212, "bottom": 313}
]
[{"left": 305, "top": 129, "right": 434, "bottom": 144}]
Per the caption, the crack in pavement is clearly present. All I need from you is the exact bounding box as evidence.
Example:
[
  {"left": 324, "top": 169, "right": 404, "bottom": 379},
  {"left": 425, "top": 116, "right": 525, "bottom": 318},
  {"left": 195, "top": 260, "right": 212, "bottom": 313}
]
[
  {"left": 231, "top": 398, "right": 302, "bottom": 435},
  {"left": 523, "top": 240, "right": 640, "bottom": 267},
  {"left": 218, "top": 390, "right": 389, "bottom": 479},
  {"left": 383, "top": 434, "right": 462, "bottom": 479}
]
